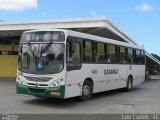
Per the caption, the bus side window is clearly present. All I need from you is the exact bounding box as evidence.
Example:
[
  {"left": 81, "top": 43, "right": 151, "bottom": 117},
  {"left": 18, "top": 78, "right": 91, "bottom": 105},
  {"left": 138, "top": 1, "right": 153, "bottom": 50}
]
[
  {"left": 135, "top": 49, "right": 141, "bottom": 64},
  {"left": 120, "top": 46, "right": 127, "bottom": 63},
  {"left": 83, "top": 41, "right": 93, "bottom": 63},
  {"left": 133, "top": 49, "right": 136, "bottom": 64},
  {"left": 128, "top": 48, "right": 133, "bottom": 63},
  {"left": 108, "top": 44, "right": 116, "bottom": 63},
  {"left": 141, "top": 50, "right": 145, "bottom": 64},
  {"left": 116, "top": 46, "right": 121, "bottom": 63},
  {"left": 67, "top": 39, "right": 81, "bottom": 71},
  {"left": 97, "top": 42, "right": 106, "bottom": 63}
]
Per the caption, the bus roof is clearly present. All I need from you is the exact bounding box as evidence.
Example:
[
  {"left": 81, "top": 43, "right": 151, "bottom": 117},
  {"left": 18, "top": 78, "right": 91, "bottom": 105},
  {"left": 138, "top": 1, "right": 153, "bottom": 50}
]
[{"left": 24, "top": 29, "right": 144, "bottom": 50}]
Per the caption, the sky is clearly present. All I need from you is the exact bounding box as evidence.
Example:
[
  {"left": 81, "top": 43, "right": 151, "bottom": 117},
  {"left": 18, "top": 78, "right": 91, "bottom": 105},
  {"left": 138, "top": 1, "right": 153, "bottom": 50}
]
[{"left": 0, "top": 0, "right": 159, "bottom": 55}]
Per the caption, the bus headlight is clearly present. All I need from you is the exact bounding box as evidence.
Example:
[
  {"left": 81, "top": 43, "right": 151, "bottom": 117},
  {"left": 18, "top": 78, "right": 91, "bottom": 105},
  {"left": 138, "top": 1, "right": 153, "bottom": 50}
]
[
  {"left": 16, "top": 77, "right": 23, "bottom": 85},
  {"left": 50, "top": 78, "right": 64, "bottom": 88}
]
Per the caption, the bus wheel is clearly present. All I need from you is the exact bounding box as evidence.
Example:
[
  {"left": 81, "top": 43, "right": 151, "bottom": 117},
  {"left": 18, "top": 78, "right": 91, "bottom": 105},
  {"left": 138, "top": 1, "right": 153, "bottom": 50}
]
[
  {"left": 80, "top": 80, "right": 93, "bottom": 101},
  {"left": 125, "top": 76, "right": 132, "bottom": 92}
]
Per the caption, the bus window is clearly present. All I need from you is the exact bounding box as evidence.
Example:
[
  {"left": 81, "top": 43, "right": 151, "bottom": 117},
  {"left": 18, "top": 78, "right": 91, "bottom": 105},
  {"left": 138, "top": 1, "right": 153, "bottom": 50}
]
[
  {"left": 128, "top": 48, "right": 133, "bottom": 63},
  {"left": 141, "top": 50, "right": 145, "bottom": 64},
  {"left": 97, "top": 42, "right": 106, "bottom": 63},
  {"left": 135, "top": 49, "right": 141, "bottom": 64},
  {"left": 108, "top": 44, "right": 116, "bottom": 63},
  {"left": 83, "top": 41, "right": 94, "bottom": 63},
  {"left": 116, "top": 46, "right": 121, "bottom": 63},
  {"left": 120, "top": 47, "right": 127, "bottom": 63},
  {"left": 67, "top": 41, "right": 81, "bottom": 71},
  {"left": 132, "top": 49, "right": 136, "bottom": 64},
  {"left": 43, "top": 32, "right": 52, "bottom": 41}
]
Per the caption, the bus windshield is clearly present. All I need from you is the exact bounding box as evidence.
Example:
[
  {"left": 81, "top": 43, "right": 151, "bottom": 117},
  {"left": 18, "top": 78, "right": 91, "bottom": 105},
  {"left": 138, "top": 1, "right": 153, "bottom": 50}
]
[{"left": 18, "top": 43, "right": 64, "bottom": 74}]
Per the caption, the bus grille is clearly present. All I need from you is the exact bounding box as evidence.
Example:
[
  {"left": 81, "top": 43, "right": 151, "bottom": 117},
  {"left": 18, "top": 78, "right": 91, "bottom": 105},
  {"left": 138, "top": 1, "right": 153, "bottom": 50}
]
[
  {"left": 24, "top": 76, "right": 52, "bottom": 82},
  {"left": 28, "top": 88, "right": 46, "bottom": 93}
]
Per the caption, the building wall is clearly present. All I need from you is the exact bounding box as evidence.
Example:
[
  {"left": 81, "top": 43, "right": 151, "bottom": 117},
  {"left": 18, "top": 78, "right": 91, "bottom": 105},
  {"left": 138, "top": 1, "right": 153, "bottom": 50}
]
[{"left": 0, "top": 45, "right": 19, "bottom": 78}]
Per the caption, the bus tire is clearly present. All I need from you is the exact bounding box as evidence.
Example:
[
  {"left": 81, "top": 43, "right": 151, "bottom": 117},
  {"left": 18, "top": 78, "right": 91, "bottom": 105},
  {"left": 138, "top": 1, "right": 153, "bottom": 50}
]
[
  {"left": 125, "top": 76, "right": 132, "bottom": 92},
  {"left": 80, "top": 80, "right": 93, "bottom": 101}
]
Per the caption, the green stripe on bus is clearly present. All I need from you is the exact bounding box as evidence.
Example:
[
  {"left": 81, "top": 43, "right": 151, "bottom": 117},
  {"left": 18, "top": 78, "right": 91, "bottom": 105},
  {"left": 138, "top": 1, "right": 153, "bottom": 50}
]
[{"left": 16, "top": 82, "right": 65, "bottom": 99}]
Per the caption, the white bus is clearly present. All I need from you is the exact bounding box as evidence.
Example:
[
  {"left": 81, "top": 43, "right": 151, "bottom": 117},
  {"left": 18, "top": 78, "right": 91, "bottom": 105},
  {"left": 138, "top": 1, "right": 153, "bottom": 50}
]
[{"left": 16, "top": 29, "right": 145, "bottom": 100}]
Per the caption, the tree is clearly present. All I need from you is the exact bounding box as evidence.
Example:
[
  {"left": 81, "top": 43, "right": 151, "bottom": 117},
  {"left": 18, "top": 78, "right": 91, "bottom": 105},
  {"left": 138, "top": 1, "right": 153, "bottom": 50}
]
[{"left": 151, "top": 53, "right": 160, "bottom": 61}]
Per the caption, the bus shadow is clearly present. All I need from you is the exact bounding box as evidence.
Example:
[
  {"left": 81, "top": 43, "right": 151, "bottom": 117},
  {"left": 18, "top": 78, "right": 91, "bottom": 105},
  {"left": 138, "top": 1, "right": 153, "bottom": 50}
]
[
  {"left": 23, "top": 96, "right": 82, "bottom": 109},
  {"left": 91, "top": 87, "right": 143, "bottom": 100},
  {"left": 23, "top": 87, "right": 143, "bottom": 109}
]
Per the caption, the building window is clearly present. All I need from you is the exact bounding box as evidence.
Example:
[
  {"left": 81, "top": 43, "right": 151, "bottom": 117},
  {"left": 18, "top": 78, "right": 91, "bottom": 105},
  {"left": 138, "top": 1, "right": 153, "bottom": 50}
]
[
  {"left": 2, "top": 51, "right": 7, "bottom": 55},
  {"left": 8, "top": 51, "right": 18, "bottom": 55},
  {"left": 0, "top": 51, "right": 18, "bottom": 55}
]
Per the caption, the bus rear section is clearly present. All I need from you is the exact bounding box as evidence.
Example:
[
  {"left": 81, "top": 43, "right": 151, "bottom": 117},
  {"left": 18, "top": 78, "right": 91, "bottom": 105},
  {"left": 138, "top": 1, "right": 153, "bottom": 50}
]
[{"left": 64, "top": 33, "right": 145, "bottom": 100}]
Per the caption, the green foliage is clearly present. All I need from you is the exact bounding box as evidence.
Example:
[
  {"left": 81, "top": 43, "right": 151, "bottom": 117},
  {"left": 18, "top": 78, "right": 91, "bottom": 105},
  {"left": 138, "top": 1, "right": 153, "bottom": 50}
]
[{"left": 151, "top": 53, "right": 160, "bottom": 61}]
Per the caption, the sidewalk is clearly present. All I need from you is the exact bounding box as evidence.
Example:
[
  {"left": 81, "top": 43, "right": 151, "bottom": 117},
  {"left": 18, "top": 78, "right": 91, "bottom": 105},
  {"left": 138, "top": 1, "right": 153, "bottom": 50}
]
[
  {"left": 0, "top": 77, "right": 16, "bottom": 81},
  {"left": 149, "top": 75, "right": 160, "bottom": 80}
]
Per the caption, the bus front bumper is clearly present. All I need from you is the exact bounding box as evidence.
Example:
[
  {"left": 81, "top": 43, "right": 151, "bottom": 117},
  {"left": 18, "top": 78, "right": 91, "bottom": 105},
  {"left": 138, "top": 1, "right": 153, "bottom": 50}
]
[{"left": 16, "top": 82, "right": 65, "bottom": 99}]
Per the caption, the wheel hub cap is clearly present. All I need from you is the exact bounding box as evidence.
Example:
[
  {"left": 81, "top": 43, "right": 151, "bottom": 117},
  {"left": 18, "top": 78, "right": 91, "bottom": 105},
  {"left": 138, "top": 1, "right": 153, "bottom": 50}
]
[{"left": 82, "top": 85, "right": 90, "bottom": 96}]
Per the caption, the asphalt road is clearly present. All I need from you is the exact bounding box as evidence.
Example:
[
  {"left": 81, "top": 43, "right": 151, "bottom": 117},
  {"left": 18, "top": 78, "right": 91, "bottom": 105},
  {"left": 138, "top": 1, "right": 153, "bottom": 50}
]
[{"left": 0, "top": 79, "right": 160, "bottom": 114}]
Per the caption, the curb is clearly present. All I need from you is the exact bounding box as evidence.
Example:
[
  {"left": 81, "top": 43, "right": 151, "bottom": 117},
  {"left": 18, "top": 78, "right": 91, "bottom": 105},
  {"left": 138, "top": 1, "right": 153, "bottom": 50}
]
[{"left": 0, "top": 77, "right": 16, "bottom": 81}]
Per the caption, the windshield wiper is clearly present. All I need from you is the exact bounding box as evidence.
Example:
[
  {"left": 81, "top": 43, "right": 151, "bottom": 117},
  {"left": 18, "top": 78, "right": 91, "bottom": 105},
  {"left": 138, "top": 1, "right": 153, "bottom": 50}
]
[
  {"left": 27, "top": 42, "right": 33, "bottom": 53},
  {"left": 41, "top": 41, "right": 52, "bottom": 54},
  {"left": 27, "top": 41, "right": 31, "bottom": 46}
]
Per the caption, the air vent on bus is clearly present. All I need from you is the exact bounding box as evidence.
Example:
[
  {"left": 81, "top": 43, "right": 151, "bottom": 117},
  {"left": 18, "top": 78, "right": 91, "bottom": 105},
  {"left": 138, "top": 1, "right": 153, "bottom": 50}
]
[
  {"left": 28, "top": 88, "right": 46, "bottom": 93},
  {"left": 39, "top": 84, "right": 48, "bottom": 87},
  {"left": 24, "top": 76, "right": 52, "bottom": 82},
  {"left": 28, "top": 83, "right": 48, "bottom": 87}
]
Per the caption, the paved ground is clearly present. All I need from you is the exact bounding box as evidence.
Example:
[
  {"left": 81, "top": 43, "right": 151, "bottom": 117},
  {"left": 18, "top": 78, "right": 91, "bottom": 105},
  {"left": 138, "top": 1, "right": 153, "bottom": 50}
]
[
  {"left": 149, "top": 75, "right": 160, "bottom": 80},
  {"left": 0, "top": 79, "right": 160, "bottom": 114}
]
